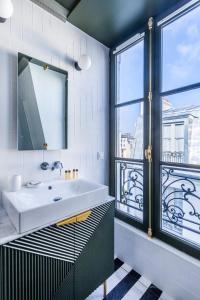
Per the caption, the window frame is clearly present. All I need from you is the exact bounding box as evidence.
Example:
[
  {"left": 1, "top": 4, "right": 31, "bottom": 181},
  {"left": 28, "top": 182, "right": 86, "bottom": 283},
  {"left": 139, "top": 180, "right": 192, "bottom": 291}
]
[
  {"left": 110, "top": 0, "right": 200, "bottom": 260},
  {"left": 154, "top": 1, "right": 200, "bottom": 260},
  {"left": 110, "top": 26, "right": 150, "bottom": 232}
]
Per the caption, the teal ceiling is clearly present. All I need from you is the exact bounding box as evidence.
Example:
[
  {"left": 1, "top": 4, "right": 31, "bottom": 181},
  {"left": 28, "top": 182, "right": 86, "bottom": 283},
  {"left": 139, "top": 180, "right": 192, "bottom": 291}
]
[
  {"left": 56, "top": 0, "right": 183, "bottom": 47},
  {"left": 56, "top": 0, "right": 80, "bottom": 11}
]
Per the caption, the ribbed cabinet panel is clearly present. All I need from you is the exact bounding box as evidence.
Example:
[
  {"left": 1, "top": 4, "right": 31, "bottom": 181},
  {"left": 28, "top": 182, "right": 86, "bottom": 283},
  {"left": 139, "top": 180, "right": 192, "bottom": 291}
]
[
  {"left": 0, "top": 202, "right": 114, "bottom": 300},
  {"left": 0, "top": 246, "right": 73, "bottom": 300}
]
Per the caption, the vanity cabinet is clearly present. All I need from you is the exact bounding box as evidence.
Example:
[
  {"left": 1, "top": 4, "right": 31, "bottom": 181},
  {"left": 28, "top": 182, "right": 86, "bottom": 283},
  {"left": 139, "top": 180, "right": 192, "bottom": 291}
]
[
  {"left": 74, "top": 200, "right": 114, "bottom": 300},
  {"left": 0, "top": 201, "right": 114, "bottom": 300}
]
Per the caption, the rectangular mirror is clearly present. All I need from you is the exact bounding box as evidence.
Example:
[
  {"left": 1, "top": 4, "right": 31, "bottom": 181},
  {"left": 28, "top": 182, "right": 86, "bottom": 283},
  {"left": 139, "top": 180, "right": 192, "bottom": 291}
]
[{"left": 18, "top": 53, "right": 68, "bottom": 150}]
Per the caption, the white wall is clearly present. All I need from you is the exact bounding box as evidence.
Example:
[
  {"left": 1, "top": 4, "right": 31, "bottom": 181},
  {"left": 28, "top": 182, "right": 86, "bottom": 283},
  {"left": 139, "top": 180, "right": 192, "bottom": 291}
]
[
  {"left": 0, "top": 0, "right": 109, "bottom": 195},
  {"left": 115, "top": 219, "right": 200, "bottom": 300}
]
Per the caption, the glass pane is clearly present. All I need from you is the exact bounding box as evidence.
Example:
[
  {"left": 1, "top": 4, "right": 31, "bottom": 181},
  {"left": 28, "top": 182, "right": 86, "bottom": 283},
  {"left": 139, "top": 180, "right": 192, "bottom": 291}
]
[
  {"left": 116, "top": 40, "right": 144, "bottom": 103},
  {"left": 162, "top": 5, "right": 200, "bottom": 91},
  {"left": 116, "top": 161, "right": 143, "bottom": 221},
  {"left": 162, "top": 90, "right": 200, "bottom": 165},
  {"left": 161, "top": 165, "right": 200, "bottom": 247},
  {"left": 116, "top": 102, "right": 143, "bottom": 159}
]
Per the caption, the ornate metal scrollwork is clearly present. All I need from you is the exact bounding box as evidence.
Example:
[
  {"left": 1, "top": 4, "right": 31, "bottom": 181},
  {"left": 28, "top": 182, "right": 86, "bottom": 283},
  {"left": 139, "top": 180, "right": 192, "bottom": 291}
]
[
  {"left": 162, "top": 167, "right": 200, "bottom": 234},
  {"left": 118, "top": 162, "right": 200, "bottom": 236},
  {"left": 119, "top": 162, "right": 143, "bottom": 212}
]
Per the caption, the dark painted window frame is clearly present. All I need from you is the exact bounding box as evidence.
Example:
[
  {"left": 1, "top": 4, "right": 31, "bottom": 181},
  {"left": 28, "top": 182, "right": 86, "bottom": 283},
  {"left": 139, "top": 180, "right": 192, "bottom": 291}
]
[
  {"left": 110, "top": 24, "right": 150, "bottom": 233},
  {"left": 110, "top": 0, "right": 200, "bottom": 260},
  {"left": 154, "top": 0, "right": 200, "bottom": 260}
]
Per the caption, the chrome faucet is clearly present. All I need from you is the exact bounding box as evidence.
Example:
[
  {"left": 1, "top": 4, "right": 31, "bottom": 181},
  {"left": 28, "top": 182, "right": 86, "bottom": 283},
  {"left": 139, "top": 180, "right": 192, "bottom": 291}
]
[
  {"left": 40, "top": 161, "right": 63, "bottom": 175},
  {"left": 52, "top": 161, "right": 63, "bottom": 175}
]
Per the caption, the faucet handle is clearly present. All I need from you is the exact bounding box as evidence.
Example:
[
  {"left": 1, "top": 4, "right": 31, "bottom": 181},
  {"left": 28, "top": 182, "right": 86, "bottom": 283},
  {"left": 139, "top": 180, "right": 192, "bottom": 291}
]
[{"left": 40, "top": 162, "right": 49, "bottom": 170}]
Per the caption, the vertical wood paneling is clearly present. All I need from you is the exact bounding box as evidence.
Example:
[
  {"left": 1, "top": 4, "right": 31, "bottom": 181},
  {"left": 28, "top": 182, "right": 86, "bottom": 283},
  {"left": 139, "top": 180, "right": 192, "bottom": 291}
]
[{"left": 0, "top": 0, "right": 109, "bottom": 199}]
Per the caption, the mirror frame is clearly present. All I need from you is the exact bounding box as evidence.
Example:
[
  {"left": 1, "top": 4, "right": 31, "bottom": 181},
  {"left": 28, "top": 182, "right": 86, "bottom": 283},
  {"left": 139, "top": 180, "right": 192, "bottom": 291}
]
[{"left": 17, "top": 52, "right": 68, "bottom": 151}]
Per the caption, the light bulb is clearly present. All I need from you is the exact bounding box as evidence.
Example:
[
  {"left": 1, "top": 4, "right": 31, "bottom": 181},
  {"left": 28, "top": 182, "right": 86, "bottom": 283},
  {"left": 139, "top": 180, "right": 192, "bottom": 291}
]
[
  {"left": 75, "top": 55, "right": 92, "bottom": 71},
  {"left": 0, "top": 0, "right": 13, "bottom": 20}
]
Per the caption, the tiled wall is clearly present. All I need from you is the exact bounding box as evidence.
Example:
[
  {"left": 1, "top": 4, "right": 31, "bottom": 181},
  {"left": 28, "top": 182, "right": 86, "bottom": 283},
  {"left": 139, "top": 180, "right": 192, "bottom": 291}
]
[{"left": 0, "top": 0, "right": 109, "bottom": 194}]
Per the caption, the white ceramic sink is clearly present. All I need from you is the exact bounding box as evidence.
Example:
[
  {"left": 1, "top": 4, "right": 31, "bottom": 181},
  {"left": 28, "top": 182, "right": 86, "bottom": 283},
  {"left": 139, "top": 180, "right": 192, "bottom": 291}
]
[{"left": 3, "top": 179, "right": 108, "bottom": 234}]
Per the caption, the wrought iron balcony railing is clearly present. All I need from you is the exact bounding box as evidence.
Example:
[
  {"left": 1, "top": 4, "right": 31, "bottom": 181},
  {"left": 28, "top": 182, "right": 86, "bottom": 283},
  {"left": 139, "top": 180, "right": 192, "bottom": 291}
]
[
  {"left": 116, "top": 161, "right": 200, "bottom": 245},
  {"left": 162, "top": 151, "right": 184, "bottom": 163},
  {"left": 162, "top": 166, "right": 200, "bottom": 238},
  {"left": 116, "top": 161, "right": 143, "bottom": 221}
]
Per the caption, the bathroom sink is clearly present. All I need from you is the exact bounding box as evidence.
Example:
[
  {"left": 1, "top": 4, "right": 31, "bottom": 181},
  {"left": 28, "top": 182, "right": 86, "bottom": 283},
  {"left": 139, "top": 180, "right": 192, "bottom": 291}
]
[{"left": 3, "top": 179, "right": 108, "bottom": 234}]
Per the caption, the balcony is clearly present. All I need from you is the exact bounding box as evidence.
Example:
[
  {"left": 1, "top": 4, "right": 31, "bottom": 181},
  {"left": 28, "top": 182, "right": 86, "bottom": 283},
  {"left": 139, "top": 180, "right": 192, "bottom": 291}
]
[
  {"left": 116, "top": 160, "right": 200, "bottom": 247},
  {"left": 162, "top": 151, "right": 184, "bottom": 163}
]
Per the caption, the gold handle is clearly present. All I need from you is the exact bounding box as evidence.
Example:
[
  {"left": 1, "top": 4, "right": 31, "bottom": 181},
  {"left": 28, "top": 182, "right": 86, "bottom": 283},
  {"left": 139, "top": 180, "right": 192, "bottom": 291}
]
[
  {"left": 56, "top": 216, "right": 76, "bottom": 226},
  {"left": 145, "top": 145, "right": 152, "bottom": 162},
  {"left": 43, "top": 143, "right": 48, "bottom": 150},
  {"left": 76, "top": 210, "right": 91, "bottom": 222},
  {"left": 56, "top": 210, "right": 92, "bottom": 227}
]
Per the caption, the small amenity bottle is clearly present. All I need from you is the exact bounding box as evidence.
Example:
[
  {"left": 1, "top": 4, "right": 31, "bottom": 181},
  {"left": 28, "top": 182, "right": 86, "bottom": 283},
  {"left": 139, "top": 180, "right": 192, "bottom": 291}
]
[
  {"left": 72, "top": 169, "right": 76, "bottom": 179},
  {"left": 11, "top": 175, "right": 22, "bottom": 192},
  {"left": 69, "top": 170, "right": 72, "bottom": 180},
  {"left": 65, "top": 170, "right": 68, "bottom": 180},
  {"left": 65, "top": 170, "right": 71, "bottom": 180}
]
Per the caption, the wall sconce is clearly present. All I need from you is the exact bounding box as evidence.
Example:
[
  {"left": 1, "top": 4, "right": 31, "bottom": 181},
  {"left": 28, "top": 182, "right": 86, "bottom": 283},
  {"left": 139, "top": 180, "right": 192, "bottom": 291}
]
[
  {"left": 0, "top": 0, "right": 13, "bottom": 23},
  {"left": 75, "top": 55, "right": 92, "bottom": 71}
]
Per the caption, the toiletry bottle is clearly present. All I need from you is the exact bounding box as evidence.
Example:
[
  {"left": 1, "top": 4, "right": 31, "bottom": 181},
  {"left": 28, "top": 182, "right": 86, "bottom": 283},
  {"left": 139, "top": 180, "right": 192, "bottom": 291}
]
[
  {"left": 76, "top": 169, "right": 79, "bottom": 179},
  {"left": 65, "top": 170, "right": 68, "bottom": 180},
  {"left": 69, "top": 170, "right": 72, "bottom": 180},
  {"left": 11, "top": 175, "right": 22, "bottom": 192},
  {"left": 72, "top": 169, "right": 76, "bottom": 179}
]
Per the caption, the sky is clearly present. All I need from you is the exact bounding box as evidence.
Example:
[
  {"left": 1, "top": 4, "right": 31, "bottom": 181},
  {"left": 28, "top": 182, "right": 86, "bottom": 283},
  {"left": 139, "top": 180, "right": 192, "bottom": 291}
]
[
  {"left": 162, "top": 5, "right": 200, "bottom": 92},
  {"left": 118, "top": 4, "right": 200, "bottom": 134},
  {"left": 117, "top": 40, "right": 144, "bottom": 103},
  {"left": 117, "top": 103, "right": 142, "bottom": 134}
]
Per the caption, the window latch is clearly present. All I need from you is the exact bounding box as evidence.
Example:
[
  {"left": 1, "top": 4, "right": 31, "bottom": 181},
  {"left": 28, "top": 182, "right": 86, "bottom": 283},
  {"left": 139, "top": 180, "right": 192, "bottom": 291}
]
[{"left": 145, "top": 145, "right": 152, "bottom": 162}]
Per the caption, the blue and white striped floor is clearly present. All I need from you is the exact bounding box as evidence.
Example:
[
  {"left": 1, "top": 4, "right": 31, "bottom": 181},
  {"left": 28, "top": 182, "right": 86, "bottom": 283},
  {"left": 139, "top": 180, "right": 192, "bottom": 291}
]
[{"left": 86, "top": 258, "right": 173, "bottom": 300}]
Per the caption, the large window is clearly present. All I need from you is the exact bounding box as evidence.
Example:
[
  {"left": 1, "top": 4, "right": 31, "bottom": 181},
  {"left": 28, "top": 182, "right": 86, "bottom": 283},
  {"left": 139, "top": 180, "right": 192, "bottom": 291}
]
[
  {"left": 111, "top": 1, "right": 200, "bottom": 259},
  {"left": 159, "top": 4, "right": 200, "bottom": 250},
  {"left": 114, "top": 37, "right": 146, "bottom": 225}
]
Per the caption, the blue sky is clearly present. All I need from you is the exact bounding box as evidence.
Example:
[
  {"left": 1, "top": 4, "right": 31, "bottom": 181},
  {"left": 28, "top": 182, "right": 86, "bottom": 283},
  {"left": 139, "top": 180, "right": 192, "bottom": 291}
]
[
  {"left": 118, "top": 5, "right": 200, "bottom": 134},
  {"left": 117, "top": 103, "right": 141, "bottom": 133},
  {"left": 162, "top": 4, "right": 200, "bottom": 108},
  {"left": 162, "top": 5, "right": 200, "bottom": 92},
  {"left": 117, "top": 40, "right": 144, "bottom": 103},
  {"left": 117, "top": 40, "right": 143, "bottom": 133}
]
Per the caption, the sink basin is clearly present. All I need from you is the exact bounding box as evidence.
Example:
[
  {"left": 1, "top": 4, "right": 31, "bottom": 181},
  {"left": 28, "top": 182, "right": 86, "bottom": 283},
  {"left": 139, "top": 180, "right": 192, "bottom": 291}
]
[{"left": 3, "top": 179, "right": 108, "bottom": 234}]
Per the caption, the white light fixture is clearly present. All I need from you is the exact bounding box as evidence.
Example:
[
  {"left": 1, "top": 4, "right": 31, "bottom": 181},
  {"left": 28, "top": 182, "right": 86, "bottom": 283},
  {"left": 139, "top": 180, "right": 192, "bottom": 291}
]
[
  {"left": 0, "top": 0, "right": 14, "bottom": 22},
  {"left": 75, "top": 55, "right": 92, "bottom": 71}
]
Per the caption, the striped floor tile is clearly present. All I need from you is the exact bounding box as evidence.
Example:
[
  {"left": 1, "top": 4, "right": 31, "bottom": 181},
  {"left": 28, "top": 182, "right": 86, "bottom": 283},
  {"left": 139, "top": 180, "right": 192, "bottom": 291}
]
[{"left": 86, "top": 258, "right": 172, "bottom": 300}]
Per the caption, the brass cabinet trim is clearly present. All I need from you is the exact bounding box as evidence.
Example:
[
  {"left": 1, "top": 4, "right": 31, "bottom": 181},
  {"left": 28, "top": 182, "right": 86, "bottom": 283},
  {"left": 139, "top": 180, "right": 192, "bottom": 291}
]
[{"left": 56, "top": 210, "right": 92, "bottom": 227}]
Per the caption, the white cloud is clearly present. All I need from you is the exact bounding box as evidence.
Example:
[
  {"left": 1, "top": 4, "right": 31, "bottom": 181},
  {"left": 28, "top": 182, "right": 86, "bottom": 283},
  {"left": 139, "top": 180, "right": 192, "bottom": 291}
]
[
  {"left": 167, "top": 63, "right": 188, "bottom": 79},
  {"left": 187, "top": 24, "right": 200, "bottom": 39},
  {"left": 177, "top": 43, "right": 191, "bottom": 56},
  {"left": 177, "top": 41, "right": 200, "bottom": 63}
]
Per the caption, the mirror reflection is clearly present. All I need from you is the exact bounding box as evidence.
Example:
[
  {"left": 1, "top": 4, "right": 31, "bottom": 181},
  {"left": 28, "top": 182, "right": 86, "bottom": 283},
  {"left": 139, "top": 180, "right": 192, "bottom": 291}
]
[{"left": 18, "top": 53, "right": 68, "bottom": 150}]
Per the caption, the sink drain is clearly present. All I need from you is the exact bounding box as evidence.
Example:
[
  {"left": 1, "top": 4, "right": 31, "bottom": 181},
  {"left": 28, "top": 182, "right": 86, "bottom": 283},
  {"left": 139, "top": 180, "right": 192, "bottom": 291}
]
[{"left": 53, "top": 197, "right": 62, "bottom": 202}]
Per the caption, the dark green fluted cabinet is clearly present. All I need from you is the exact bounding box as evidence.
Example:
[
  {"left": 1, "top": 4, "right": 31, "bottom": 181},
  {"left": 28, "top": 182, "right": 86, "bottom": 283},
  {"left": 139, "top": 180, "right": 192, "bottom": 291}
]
[
  {"left": 0, "top": 201, "right": 114, "bottom": 300},
  {"left": 74, "top": 202, "right": 115, "bottom": 300}
]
